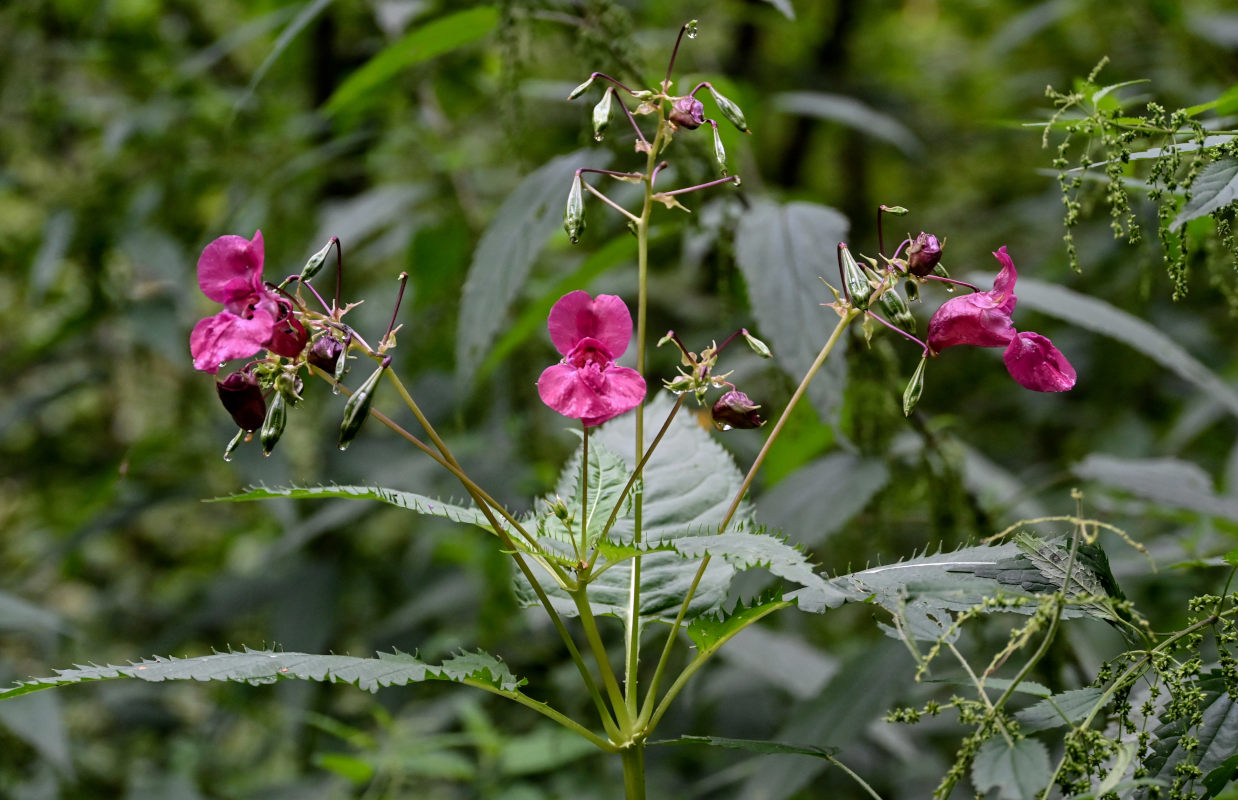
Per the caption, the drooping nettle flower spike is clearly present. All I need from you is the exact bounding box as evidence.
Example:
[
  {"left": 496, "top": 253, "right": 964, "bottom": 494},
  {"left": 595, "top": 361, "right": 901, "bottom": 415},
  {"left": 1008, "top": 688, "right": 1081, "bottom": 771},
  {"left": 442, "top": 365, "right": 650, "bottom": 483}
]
[
  {"left": 537, "top": 291, "right": 646, "bottom": 427},
  {"left": 927, "top": 247, "right": 1076, "bottom": 392},
  {"left": 190, "top": 230, "right": 308, "bottom": 373}
]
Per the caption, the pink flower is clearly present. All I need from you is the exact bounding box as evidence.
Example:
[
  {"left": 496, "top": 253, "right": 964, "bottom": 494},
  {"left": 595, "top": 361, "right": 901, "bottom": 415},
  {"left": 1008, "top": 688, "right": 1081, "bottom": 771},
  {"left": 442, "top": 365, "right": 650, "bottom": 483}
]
[
  {"left": 189, "top": 231, "right": 307, "bottom": 373},
  {"left": 1003, "top": 331, "right": 1076, "bottom": 392},
  {"left": 927, "top": 247, "right": 1076, "bottom": 393},
  {"left": 926, "top": 246, "right": 1018, "bottom": 350},
  {"left": 537, "top": 290, "right": 646, "bottom": 427}
]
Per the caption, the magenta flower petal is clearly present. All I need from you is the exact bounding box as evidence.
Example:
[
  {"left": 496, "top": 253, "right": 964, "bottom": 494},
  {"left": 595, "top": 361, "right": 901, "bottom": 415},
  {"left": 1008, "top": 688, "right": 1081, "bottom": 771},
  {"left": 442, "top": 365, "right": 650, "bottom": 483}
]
[
  {"left": 990, "top": 246, "right": 1018, "bottom": 315},
  {"left": 537, "top": 363, "right": 616, "bottom": 423},
  {"left": 190, "top": 308, "right": 278, "bottom": 373},
  {"left": 198, "top": 231, "right": 265, "bottom": 305},
  {"left": 582, "top": 365, "right": 646, "bottom": 427},
  {"left": 548, "top": 290, "right": 633, "bottom": 358},
  {"left": 927, "top": 294, "right": 1016, "bottom": 350},
  {"left": 1003, "top": 331, "right": 1076, "bottom": 392}
]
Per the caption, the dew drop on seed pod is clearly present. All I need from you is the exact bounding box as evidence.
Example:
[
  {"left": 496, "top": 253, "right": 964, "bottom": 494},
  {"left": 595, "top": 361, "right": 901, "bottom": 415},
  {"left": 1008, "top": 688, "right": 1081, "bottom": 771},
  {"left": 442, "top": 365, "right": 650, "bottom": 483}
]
[
  {"left": 594, "top": 132, "right": 604, "bottom": 142},
  {"left": 732, "top": 176, "right": 742, "bottom": 187},
  {"left": 686, "top": 22, "right": 698, "bottom": 38}
]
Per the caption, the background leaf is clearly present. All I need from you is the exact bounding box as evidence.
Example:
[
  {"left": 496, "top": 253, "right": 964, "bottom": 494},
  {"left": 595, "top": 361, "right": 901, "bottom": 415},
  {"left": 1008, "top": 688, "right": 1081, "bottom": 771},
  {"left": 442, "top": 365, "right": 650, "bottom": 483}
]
[
  {"left": 1172, "top": 158, "right": 1238, "bottom": 230},
  {"left": 971, "top": 736, "right": 1053, "bottom": 800}
]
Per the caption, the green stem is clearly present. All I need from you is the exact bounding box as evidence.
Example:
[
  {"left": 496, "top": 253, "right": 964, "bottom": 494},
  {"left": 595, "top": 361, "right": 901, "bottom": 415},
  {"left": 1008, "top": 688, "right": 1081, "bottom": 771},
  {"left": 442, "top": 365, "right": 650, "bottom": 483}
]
[
  {"left": 572, "top": 587, "right": 632, "bottom": 730},
  {"left": 595, "top": 394, "right": 686, "bottom": 549},
  {"left": 639, "top": 309, "right": 859, "bottom": 726},
  {"left": 465, "top": 680, "right": 617, "bottom": 752},
  {"left": 621, "top": 745, "right": 647, "bottom": 800},
  {"left": 581, "top": 423, "right": 589, "bottom": 561}
]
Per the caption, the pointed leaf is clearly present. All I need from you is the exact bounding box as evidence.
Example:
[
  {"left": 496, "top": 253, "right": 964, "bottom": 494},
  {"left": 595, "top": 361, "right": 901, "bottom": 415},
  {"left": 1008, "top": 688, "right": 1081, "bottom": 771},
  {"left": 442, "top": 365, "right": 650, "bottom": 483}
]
[
  {"left": 686, "top": 596, "right": 793, "bottom": 653},
  {"left": 1173, "top": 158, "right": 1238, "bottom": 230},
  {"left": 1012, "top": 276, "right": 1238, "bottom": 419},
  {"left": 456, "top": 149, "right": 611, "bottom": 390},
  {"left": 652, "top": 734, "right": 837, "bottom": 760},
  {"left": 773, "top": 91, "right": 921, "bottom": 155},
  {"left": 215, "top": 484, "right": 497, "bottom": 533},
  {"left": 1, "top": 648, "right": 523, "bottom": 700},
  {"left": 1016, "top": 687, "right": 1106, "bottom": 732},
  {"left": 735, "top": 200, "right": 850, "bottom": 423},
  {"left": 1075, "top": 454, "right": 1238, "bottom": 521},
  {"left": 1145, "top": 671, "right": 1238, "bottom": 799},
  {"left": 537, "top": 437, "right": 632, "bottom": 558},
  {"left": 972, "top": 736, "right": 1053, "bottom": 800}
]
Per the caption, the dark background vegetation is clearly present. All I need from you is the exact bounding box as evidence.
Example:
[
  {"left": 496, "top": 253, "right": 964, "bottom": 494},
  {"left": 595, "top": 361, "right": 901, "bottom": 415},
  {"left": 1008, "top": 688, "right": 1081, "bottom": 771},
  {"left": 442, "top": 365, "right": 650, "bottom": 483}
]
[{"left": 2, "top": 0, "right": 1237, "bottom": 797}]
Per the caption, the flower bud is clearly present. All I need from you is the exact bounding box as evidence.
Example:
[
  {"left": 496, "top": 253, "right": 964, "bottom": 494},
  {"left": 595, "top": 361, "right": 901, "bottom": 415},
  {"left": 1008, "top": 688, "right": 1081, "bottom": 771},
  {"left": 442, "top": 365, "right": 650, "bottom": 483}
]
[
  {"left": 564, "top": 174, "right": 586, "bottom": 244},
  {"left": 592, "top": 89, "right": 613, "bottom": 141},
  {"left": 881, "top": 205, "right": 910, "bottom": 216},
  {"left": 906, "top": 232, "right": 943, "bottom": 277},
  {"left": 903, "top": 356, "right": 927, "bottom": 417},
  {"left": 551, "top": 498, "right": 570, "bottom": 520},
  {"left": 710, "top": 122, "right": 728, "bottom": 176},
  {"left": 706, "top": 85, "right": 749, "bottom": 133},
  {"left": 299, "top": 238, "right": 335, "bottom": 281},
  {"left": 260, "top": 391, "right": 288, "bottom": 456},
  {"left": 267, "top": 316, "right": 308, "bottom": 359},
  {"left": 840, "top": 245, "right": 873, "bottom": 310},
  {"left": 668, "top": 95, "right": 705, "bottom": 129},
  {"left": 567, "top": 76, "right": 595, "bottom": 100},
  {"left": 879, "top": 286, "right": 917, "bottom": 334},
  {"left": 711, "top": 390, "right": 765, "bottom": 431},
  {"left": 308, "top": 335, "right": 344, "bottom": 375},
  {"left": 338, "top": 361, "right": 388, "bottom": 450},
  {"left": 216, "top": 371, "right": 266, "bottom": 432}
]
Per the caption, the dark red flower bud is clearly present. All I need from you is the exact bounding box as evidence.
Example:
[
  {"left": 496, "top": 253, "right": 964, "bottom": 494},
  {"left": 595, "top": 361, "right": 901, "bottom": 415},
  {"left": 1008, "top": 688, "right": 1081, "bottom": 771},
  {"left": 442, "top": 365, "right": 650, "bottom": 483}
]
[
  {"left": 669, "top": 96, "right": 705, "bottom": 129},
  {"left": 906, "top": 232, "right": 943, "bottom": 277},
  {"left": 267, "top": 316, "right": 308, "bottom": 359},
  {"left": 711, "top": 390, "right": 765, "bottom": 431},
  {"left": 308, "top": 335, "right": 344, "bottom": 374},
  {"left": 216, "top": 371, "right": 267, "bottom": 431}
]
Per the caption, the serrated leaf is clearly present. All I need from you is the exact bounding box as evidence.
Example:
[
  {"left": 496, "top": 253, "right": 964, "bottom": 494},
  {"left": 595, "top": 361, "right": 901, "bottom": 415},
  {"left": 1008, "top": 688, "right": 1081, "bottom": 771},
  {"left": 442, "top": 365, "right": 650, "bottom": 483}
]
[
  {"left": 1075, "top": 454, "right": 1238, "bottom": 521},
  {"left": 734, "top": 200, "right": 850, "bottom": 423},
  {"left": 518, "top": 394, "right": 749, "bottom": 622},
  {"left": 972, "top": 736, "right": 1053, "bottom": 800},
  {"left": 215, "top": 484, "right": 497, "bottom": 533},
  {"left": 1144, "top": 671, "right": 1238, "bottom": 799},
  {"left": 686, "top": 597, "right": 792, "bottom": 653},
  {"left": 929, "top": 677, "right": 1051, "bottom": 698},
  {"left": 773, "top": 91, "right": 921, "bottom": 155},
  {"left": 1011, "top": 277, "right": 1238, "bottom": 419},
  {"left": 323, "top": 6, "right": 499, "bottom": 114},
  {"left": 537, "top": 437, "right": 632, "bottom": 557},
  {"left": 652, "top": 734, "right": 837, "bottom": 760},
  {"left": 456, "top": 148, "right": 611, "bottom": 390},
  {"left": 1173, "top": 158, "right": 1238, "bottom": 230},
  {"left": 673, "top": 531, "right": 831, "bottom": 596},
  {"left": 1016, "top": 687, "right": 1106, "bottom": 732},
  {"left": 1, "top": 648, "right": 522, "bottom": 701}
]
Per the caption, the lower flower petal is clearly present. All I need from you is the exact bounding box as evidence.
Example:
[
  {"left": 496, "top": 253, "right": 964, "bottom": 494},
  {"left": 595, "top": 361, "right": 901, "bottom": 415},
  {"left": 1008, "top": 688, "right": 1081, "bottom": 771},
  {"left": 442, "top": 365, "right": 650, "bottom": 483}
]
[
  {"left": 190, "top": 310, "right": 277, "bottom": 373},
  {"left": 927, "top": 294, "right": 1016, "bottom": 351},
  {"left": 581, "top": 365, "right": 646, "bottom": 427},
  {"left": 1002, "top": 331, "right": 1076, "bottom": 392},
  {"left": 537, "top": 364, "right": 615, "bottom": 422}
]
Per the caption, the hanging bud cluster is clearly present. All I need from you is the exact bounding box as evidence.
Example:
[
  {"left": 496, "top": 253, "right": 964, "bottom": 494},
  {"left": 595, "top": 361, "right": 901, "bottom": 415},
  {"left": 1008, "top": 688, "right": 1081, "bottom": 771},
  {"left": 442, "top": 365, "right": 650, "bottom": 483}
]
[
  {"left": 561, "top": 21, "right": 749, "bottom": 244},
  {"left": 659, "top": 328, "right": 771, "bottom": 432}
]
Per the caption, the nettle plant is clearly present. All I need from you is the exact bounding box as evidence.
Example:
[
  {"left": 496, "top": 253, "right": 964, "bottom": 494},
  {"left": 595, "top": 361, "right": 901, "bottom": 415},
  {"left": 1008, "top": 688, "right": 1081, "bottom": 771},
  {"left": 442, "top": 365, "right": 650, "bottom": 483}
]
[{"left": 8, "top": 23, "right": 1238, "bottom": 800}]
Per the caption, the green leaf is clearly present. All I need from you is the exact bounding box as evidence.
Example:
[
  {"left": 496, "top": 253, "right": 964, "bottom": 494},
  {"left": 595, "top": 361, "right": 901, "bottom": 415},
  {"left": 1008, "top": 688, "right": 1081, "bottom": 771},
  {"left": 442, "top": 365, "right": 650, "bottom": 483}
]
[
  {"left": 759, "top": 453, "right": 890, "bottom": 549},
  {"left": 235, "top": 0, "right": 334, "bottom": 115},
  {"left": 1, "top": 648, "right": 523, "bottom": 700},
  {"left": 455, "top": 148, "right": 611, "bottom": 391},
  {"left": 971, "top": 736, "right": 1053, "bottom": 800},
  {"left": 1074, "top": 454, "right": 1238, "bottom": 521},
  {"left": 773, "top": 91, "right": 922, "bottom": 155},
  {"left": 496, "top": 724, "right": 598, "bottom": 777},
  {"left": 1015, "top": 687, "right": 1106, "bottom": 732},
  {"left": 652, "top": 734, "right": 837, "bottom": 760},
  {"left": 536, "top": 437, "right": 632, "bottom": 559},
  {"left": 686, "top": 596, "right": 793, "bottom": 653},
  {"left": 323, "top": 6, "right": 499, "bottom": 114},
  {"left": 214, "top": 484, "right": 497, "bottom": 533},
  {"left": 518, "top": 393, "right": 751, "bottom": 622},
  {"left": 1173, "top": 158, "right": 1238, "bottom": 230},
  {"left": 734, "top": 200, "right": 850, "bottom": 424},
  {"left": 673, "top": 530, "right": 831, "bottom": 596},
  {"left": 1145, "top": 671, "right": 1238, "bottom": 799},
  {"left": 1012, "top": 277, "right": 1238, "bottom": 419}
]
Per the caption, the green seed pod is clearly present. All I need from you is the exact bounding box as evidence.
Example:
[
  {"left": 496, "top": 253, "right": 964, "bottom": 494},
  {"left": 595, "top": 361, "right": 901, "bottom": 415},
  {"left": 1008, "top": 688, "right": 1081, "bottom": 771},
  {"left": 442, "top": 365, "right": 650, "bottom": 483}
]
[
  {"left": 338, "top": 362, "right": 387, "bottom": 450},
  {"left": 840, "top": 245, "right": 873, "bottom": 310},
  {"left": 564, "top": 175, "right": 586, "bottom": 244},
  {"left": 222, "top": 428, "right": 245, "bottom": 462},
  {"left": 881, "top": 205, "right": 910, "bottom": 216},
  {"left": 903, "top": 356, "right": 927, "bottom": 417},
  {"left": 879, "top": 286, "right": 917, "bottom": 334},
  {"left": 567, "top": 76, "right": 595, "bottom": 100},
  {"left": 903, "top": 278, "right": 920, "bottom": 302},
  {"left": 299, "top": 238, "right": 335, "bottom": 281},
  {"left": 592, "top": 89, "right": 613, "bottom": 141},
  {"left": 711, "top": 122, "right": 728, "bottom": 176},
  {"left": 260, "top": 391, "right": 288, "bottom": 456},
  {"left": 707, "top": 85, "right": 749, "bottom": 133},
  {"left": 741, "top": 329, "right": 772, "bottom": 358}
]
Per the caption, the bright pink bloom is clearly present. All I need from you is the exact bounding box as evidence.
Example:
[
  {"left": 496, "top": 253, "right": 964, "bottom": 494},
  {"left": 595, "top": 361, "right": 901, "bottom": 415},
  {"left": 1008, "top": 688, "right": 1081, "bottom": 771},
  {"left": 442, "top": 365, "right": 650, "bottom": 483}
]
[
  {"left": 537, "top": 290, "right": 646, "bottom": 427},
  {"left": 190, "top": 231, "right": 307, "bottom": 373},
  {"left": 1003, "top": 331, "right": 1076, "bottom": 392},
  {"left": 927, "top": 247, "right": 1076, "bottom": 392},
  {"left": 926, "top": 247, "right": 1018, "bottom": 350}
]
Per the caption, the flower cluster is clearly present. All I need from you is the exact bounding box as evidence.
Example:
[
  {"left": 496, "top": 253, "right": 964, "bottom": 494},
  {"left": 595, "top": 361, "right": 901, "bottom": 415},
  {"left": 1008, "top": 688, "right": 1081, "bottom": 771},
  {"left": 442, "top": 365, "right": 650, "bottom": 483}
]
[{"left": 927, "top": 247, "right": 1076, "bottom": 392}]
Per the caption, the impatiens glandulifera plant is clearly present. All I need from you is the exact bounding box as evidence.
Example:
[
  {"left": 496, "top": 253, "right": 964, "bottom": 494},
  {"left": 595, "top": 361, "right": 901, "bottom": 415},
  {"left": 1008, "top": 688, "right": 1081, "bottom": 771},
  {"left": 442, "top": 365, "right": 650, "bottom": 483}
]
[{"left": 8, "top": 21, "right": 1156, "bottom": 800}]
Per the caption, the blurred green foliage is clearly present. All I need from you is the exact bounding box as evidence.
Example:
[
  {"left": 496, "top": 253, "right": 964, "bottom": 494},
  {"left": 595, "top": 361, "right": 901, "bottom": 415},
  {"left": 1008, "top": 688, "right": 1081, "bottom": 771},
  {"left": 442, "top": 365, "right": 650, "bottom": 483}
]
[{"left": 3, "top": 0, "right": 1238, "bottom": 797}]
